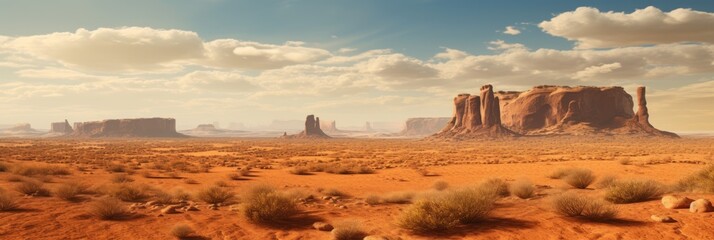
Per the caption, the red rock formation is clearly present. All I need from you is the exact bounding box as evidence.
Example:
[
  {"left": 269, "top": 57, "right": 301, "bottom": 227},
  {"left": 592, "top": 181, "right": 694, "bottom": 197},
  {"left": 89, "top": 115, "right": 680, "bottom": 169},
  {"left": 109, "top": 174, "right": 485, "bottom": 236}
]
[
  {"left": 432, "top": 84, "right": 517, "bottom": 139},
  {"left": 320, "top": 120, "right": 339, "bottom": 132},
  {"left": 625, "top": 87, "right": 678, "bottom": 137},
  {"left": 282, "top": 115, "right": 330, "bottom": 138},
  {"left": 70, "top": 118, "right": 185, "bottom": 138},
  {"left": 50, "top": 119, "right": 73, "bottom": 134},
  {"left": 401, "top": 117, "right": 452, "bottom": 136}
]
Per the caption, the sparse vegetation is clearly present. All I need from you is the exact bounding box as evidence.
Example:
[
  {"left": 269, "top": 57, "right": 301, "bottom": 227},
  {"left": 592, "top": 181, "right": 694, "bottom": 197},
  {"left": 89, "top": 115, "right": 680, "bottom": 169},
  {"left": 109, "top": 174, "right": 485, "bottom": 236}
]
[
  {"left": 106, "top": 183, "right": 151, "bottom": 202},
  {"left": 322, "top": 188, "right": 346, "bottom": 197},
  {"left": 605, "top": 179, "right": 663, "bottom": 203},
  {"left": 0, "top": 189, "right": 19, "bottom": 211},
  {"left": 241, "top": 184, "right": 299, "bottom": 223},
  {"left": 111, "top": 173, "right": 134, "bottom": 183},
  {"left": 55, "top": 181, "right": 89, "bottom": 201},
  {"left": 196, "top": 185, "right": 234, "bottom": 204},
  {"left": 332, "top": 220, "right": 368, "bottom": 240},
  {"left": 11, "top": 163, "right": 71, "bottom": 176},
  {"left": 289, "top": 166, "right": 311, "bottom": 175},
  {"left": 548, "top": 168, "right": 570, "bottom": 179},
  {"left": 676, "top": 165, "right": 714, "bottom": 193},
  {"left": 91, "top": 197, "right": 129, "bottom": 220},
  {"left": 596, "top": 175, "right": 618, "bottom": 189},
  {"left": 170, "top": 224, "right": 195, "bottom": 239},
  {"left": 398, "top": 186, "right": 498, "bottom": 232},
  {"left": 552, "top": 193, "right": 617, "bottom": 221},
  {"left": 480, "top": 178, "right": 510, "bottom": 197},
  {"left": 510, "top": 179, "right": 535, "bottom": 199},
  {"left": 16, "top": 180, "right": 50, "bottom": 196},
  {"left": 432, "top": 180, "right": 449, "bottom": 191},
  {"left": 564, "top": 168, "right": 595, "bottom": 189}
]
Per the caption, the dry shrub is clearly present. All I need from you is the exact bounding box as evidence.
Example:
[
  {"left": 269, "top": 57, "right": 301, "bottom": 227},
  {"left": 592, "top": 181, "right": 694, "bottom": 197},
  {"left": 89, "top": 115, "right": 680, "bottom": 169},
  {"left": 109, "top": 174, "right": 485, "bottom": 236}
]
[
  {"left": 548, "top": 168, "right": 570, "bottom": 179},
  {"left": 332, "top": 220, "right": 368, "bottom": 240},
  {"left": 510, "top": 179, "right": 535, "bottom": 199},
  {"left": 106, "top": 164, "right": 126, "bottom": 173},
  {"left": 596, "top": 175, "right": 618, "bottom": 189},
  {"left": 0, "top": 189, "right": 18, "bottom": 211},
  {"left": 323, "top": 163, "right": 374, "bottom": 175},
  {"left": 55, "top": 181, "right": 89, "bottom": 201},
  {"left": 552, "top": 193, "right": 617, "bottom": 221},
  {"left": 564, "top": 168, "right": 595, "bottom": 189},
  {"left": 432, "top": 180, "right": 449, "bottom": 191},
  {"left": 91, "top": 197, "right": 129, "bottom": 220},
  {"left": 321, "top": 188, "right": 345, "bottom": 197},
  {"left": 16, "top": 180, "right": 50, "bottom": 196},
  {"left": 111, "top": 173, "right": 134, "bottom": 183},
  {"left": 106, "top": 183, "right": 151, "bottom": 202},
  {"left": 11, "top": 163, "right": 71, "bottom": 176},
  {"left": 172, "top": 188, "right": 191, "bottom": 202},
  {"left": 365, "top": 195, "right": 381, "bottom": 205},
  {"left": 480, "top": 178, "right": 509, "bottom": 197},
  {"left": 196, "top": 185, "right": 234, "bottom": 204},
  {"left": 381, "top": 191, "right": 415, "bottom": 204},
  {"left": 289, "top": 166, "right": 310, "bottom": 175},
  {"left": 618, "top": 158, "right": 631, "bottom": 165},
  {"left": 241, "top": 184, "right": 299, "bottom": 223},
  {"left": 183, "top": 178, "right": 198, "bottom": 184},
  {"left": 605, "top": 179, "right": 662, "bottom": 203},
  {"left": 227, "top": 173, "right": 243, "bottom": 180},
  {"left": 153, "top": 189, "right": 175, "bottom": 204},
  {"left": 676, "top": 165, "right": 714, "bottom": 193},
  {"left": 398, "top": 186, "right": 498, "bottom": 232},
  {"left": 170, "top": 223, "right": 195, "bottom": 239}
]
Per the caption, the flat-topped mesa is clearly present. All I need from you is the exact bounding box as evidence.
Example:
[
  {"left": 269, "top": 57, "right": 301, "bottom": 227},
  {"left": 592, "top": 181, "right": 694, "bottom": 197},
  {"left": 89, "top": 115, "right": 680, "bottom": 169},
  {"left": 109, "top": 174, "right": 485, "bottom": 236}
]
[
  {"left": 402, "top": 117, "right": 452, "bottom": 136},
  {"left": 282, "top": 114, "right": 331, "bottom": 139},
  {"left": 70, "top": 118, "right": 186, "bottom": 138},
  {"left": 433, "top": 84, "right": 517, "bottom": 139},
  {"left": 50, "top": 119, "right": 73, "bottom": 134},
  {"left": 320, "top": 120, "right": 339, "bottom": 132}
]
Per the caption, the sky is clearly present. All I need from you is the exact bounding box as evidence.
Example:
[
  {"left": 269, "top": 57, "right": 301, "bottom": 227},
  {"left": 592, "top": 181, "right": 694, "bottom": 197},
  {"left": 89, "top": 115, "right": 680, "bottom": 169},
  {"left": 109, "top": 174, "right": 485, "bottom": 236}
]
[{"left": 0, "top": 0, "right": 713, "bottom": 132}]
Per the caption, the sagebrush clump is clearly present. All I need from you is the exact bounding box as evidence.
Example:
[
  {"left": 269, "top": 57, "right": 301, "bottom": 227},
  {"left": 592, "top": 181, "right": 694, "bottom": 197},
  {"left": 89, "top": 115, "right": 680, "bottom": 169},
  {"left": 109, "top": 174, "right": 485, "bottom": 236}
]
[
  {"left": 241, "top": 184, "right": 299, "bottom": 223},
  {"left": 552, "top": 193, "right": 617, "bottom": 221},
  {"left": 605, "top": 179, "right": 662, "bottom": 203}
]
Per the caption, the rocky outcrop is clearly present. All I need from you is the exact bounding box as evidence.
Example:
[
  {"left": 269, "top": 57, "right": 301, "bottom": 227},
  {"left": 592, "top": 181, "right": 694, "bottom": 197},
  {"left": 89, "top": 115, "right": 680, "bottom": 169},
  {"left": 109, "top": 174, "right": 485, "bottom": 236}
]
[
  {"left": 363, "top": 122, "right": 374, "bottom": 132},
  {"left": 70, "top": 118, "right": 185, "bottom": 138},
  {"left": 432, "top": 85, "right": 676, "bottom": 139},
  {"left": 281, "top": 115, "right": 330, "bottom": 139},
  {"left": 50, "top": 120, "right": 73, "bottom": 134},
  {"left": 0, "top": 123, "right": 44, "bottom": 138},
  {"left": 400, "top": 117, "right": 452, "bottom": 136},
  {"left": 432, "top": 85, "right": 517, "bottom": 139}
]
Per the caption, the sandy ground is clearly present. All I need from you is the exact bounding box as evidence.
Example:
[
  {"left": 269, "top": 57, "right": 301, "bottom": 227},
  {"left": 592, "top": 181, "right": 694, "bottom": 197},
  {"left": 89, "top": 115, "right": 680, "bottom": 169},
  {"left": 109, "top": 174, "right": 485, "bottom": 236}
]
[{"left": 0, "top": 137, "right": 712, "bottom": 240}]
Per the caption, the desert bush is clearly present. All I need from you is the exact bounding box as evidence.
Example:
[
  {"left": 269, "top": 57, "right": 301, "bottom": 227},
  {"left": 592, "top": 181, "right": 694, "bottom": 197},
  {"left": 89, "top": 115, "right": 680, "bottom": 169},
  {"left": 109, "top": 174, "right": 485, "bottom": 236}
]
[
  {"left": 111, "top": 173, "right": 134, "bottom": 183},
  {"left": 552, "top": 193, "right": 617, "bottom": 221},
  {"left": 605, "top": 179, "right": 662, "bottom": 203},
  {"left": 321, "top": 188, "right": 345, "bottom": 197},
  {"left": 227, "top": 173, "right": 243, "bottom": 180},
  {"left": 196, "top": 186, "right": 234, "bottom": 204},
  {"left": 170, "top": 224, "right": 195, "bottom": 239},
  {"left": 381, "top": 191, "right": 415, "bottom": 204},
  {"left": 548, "top": 168, "right": 570, "bottom": 179},
  {"left": 510, "top": 179, "right": 535, "bottom": 199},
  {"left": 618, "top": 158, "right": 631, "bottom": 165},
  {"left": 480, "top": 178, "right": 509, "bottom": 197},
  {"left": 214, "top": 181, "right": 229, "bottom": 187},
  {"left": 11, "top": 163, "right": 70, "bottom": 176},
  {"left": 241, "top": 184, "right": 299, "bottom": 223},
  {"left": 365, "top": 194, "right": 380, "bottom": 205},
  {"left": 0, "top": 189, "right": 18, "bottom": 211},
  {"left": 564, "top": 168, "right": 595, "bottom": 189},
  {"left": 432, "top": 180, "right": 449, "bottom": 191},
  {"left": 596, "top": 175, "right": 618, "bottom": 189},
  {"left": 153, "top": 189, "right": 174, "bottom": 204},
  {"left": 183, "top": 178, "right": 198, "bottom": 184},
  {"left": 289, "top": 166, "right": 310, "bottom": 175},
  {"left": 332, "top": 220, "right": 368, "bottom": 240},
  {"left": 398, "top": 186, "right": 498, "bottom": 232},
  {"left": 16, "top": 180, "right": 50, "bottom": 196},
  {"left": 55, "top": 181, "right": 89, "bottom": 201},
  {"left": 91, "top": 197, "right": 129, "bottom": 220},
  {"left": 106, "top": 164, "right": 126, "bottom": 173},
  {"left": 107, "top": 183, "right": 151, "bottom": 202},
  {"left": 172, "top": 188, "right": 191, "bottom": 202},
  {"left": 676, "top": 165, "right": 714, "bottom": 193}
]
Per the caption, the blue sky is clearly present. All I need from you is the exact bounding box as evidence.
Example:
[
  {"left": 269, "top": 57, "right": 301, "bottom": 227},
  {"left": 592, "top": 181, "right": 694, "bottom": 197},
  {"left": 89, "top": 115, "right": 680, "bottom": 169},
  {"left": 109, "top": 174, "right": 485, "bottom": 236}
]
[{"left": 0, "top": 1, "right": 713, "bottom": 132}]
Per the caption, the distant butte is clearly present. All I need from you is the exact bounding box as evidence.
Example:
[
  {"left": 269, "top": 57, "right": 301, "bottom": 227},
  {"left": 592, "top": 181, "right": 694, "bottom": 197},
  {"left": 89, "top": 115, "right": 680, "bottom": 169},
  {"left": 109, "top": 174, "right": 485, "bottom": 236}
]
[
  {"left": 281, "top": 115, "right": 331, "bottom": 139},
  {"left": 69, "top": 118, "right": 186, "bottom": 138},
  {"left": 431, "top": 85, "right": 677, "bottom": 139}
]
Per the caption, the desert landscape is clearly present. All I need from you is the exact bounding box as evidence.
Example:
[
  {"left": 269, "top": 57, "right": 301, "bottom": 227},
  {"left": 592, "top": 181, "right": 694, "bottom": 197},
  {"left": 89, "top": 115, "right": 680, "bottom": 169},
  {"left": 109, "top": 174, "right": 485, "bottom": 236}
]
[{"left": 2, "top": 1, "right": 714, "bottom": 239}]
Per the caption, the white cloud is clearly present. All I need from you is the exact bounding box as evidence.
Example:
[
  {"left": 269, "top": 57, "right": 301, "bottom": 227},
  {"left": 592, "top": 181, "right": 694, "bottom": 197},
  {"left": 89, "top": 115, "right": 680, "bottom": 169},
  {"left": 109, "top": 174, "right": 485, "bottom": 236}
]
[
  {"left": 540, "top": 6, "right": 714, "bottom": 48},
  {"left": 356, "top": 53, "right": 438, "bottom": 79},
  {"left": 176, "top": 71, "right": 258, "bottom": 92},
  {"left": 3, "top": 27, "right": 204, "bottom": 71},
  {"left": 202, "top": 39, "right": 331, "bottom": 69},
  {"left": 503, "top": 26, "right": 521, "bottom": 35},
  {"left": 573, "top": 62, "right": 622, "bottom": 80}
]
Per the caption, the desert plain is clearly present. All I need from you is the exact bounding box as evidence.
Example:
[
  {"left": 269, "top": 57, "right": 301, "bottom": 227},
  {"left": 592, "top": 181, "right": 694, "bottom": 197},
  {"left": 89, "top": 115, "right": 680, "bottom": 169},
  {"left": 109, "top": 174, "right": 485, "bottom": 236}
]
[{"left": 0, "top": 136, "right": 712, "bottom": 240}]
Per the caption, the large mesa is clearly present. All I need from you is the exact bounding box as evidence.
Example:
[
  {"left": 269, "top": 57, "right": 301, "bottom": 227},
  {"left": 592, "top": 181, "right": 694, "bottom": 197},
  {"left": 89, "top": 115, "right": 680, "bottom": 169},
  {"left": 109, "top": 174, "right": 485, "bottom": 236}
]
[
  {"left": 70, "top": 118, "right": 186, "bottom": 138},
  {"left": 280, "top": 115, "right": 331, "bottom": 139}
]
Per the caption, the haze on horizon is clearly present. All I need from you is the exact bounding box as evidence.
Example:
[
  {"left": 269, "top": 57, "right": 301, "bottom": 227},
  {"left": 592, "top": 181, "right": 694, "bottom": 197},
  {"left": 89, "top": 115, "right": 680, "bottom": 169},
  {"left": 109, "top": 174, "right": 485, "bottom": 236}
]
[{"left": 1, "top": 0, "right": 713, "bottom": 132}]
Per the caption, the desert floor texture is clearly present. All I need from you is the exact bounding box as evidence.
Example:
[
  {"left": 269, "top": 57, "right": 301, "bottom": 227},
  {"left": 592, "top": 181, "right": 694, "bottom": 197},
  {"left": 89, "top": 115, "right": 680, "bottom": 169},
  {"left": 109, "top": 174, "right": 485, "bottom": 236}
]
[{"left": 0, "top": 137, "right": 713, "bottom": 240}]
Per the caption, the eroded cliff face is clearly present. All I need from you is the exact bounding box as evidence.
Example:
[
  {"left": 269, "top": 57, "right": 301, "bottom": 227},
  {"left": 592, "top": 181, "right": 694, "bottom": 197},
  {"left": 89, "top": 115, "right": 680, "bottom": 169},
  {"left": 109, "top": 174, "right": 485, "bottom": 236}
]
[
  {"left": 400, "top": 117, "right": 452, "bottom": 136},
  {"left": 320, "top": 120, "right": 339, "bottom": 132},
  {"left": 432, "top": 84, "right": 517, "bottom": 139},
  {"left": 70, "top": 118, "right": 185, "bottom": 138},
  {"left": 498, "top": 86, "right": 635, "bottom": 133},
  {"left": 432, "top": 85, "right": 677, "bottom": 139},
  {"left": 50, "top": 120, "right": 73, "bottom": 134},
  {"left": 281, "top": 115, "right": 330, "bottom": 139}
]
